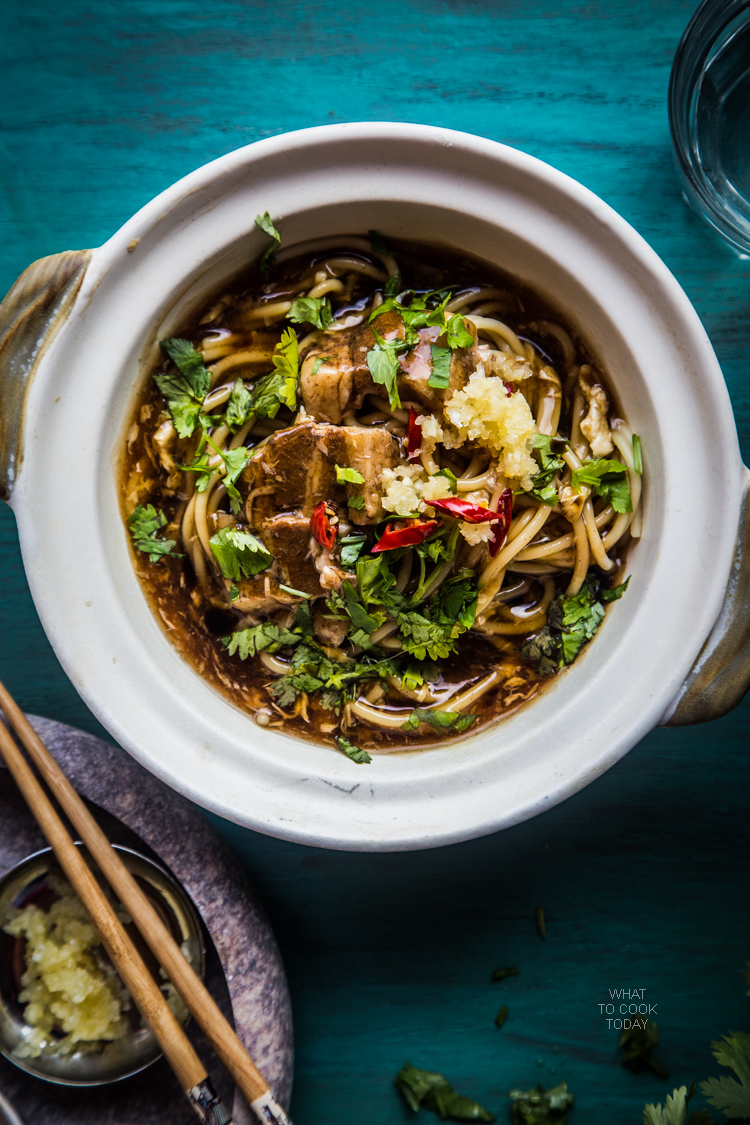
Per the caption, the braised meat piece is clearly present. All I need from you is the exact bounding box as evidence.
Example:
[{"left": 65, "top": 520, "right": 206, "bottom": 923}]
[
  {"left": 300, "top": 313, "right": 478, "bottom": 421},
  {"left": 241, "top": 421, "right": 400, "bottom": 527}
]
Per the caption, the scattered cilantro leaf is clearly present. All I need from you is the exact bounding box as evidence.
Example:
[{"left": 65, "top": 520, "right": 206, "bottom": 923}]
[
  {"left": 156, "top": 338, "right": 211, "bottom": 438},
  {"left": 128, "top": 504, "right": 181, "bottom": 563},
  {"left": 401, "top": 708, "right": 478, "bottom": 733},
  {"left": 335, "top": 735, "right": 371, "bottom": 764},
  {"left": 434, "top": 467, "right": 458, "bottom": 494},
  {"left": 225, "top": 377, "right": 253, "bottom": 431},
  {"left": 368, "top": 229, "right": 391, "bottom": 255},
  {"left": 701, "top": 1031, "right": 750, "bottom": 1119},
  {"left": 633, "top": 433, "right": 643, "bottom": 475},
  {"left": 223, "top": 622, "right": 300, "bottom": 660},
  {"left": 366, "top": 341, "right": 401, "bottom": 411},
  {"left": 445, "top": 313, "right": 474, "bottom": 350},
  {"left": 340, "top": 535, "right": 367, "bottom": 568},
  {"left": 278, "top": 584, "right": 312, "bottom": 598},
  {"left": 385, "top": 272, "right": 401, "bottom": 296},
  {"left": 526, "top": 433, "right": 564, "bottom": 506},
  {"left": 428, "top": 343, "right": 452, "bottom": 389},
  {"left": 643, "top": 1085, "right": 702, "bottom": 1125},
  {"left": 209, "top": 526, "right": 272, "bottom": 580},
  {"left": 620, "top": 1021, "right": 669, "bottom": 1080},
  {"left": 288, "top": 295, "right": 332, "bottom": 330},
  {"left": 246, "top": 328, "right": 299, "bottom": 419},
  {"left": 335, "top": 464, "right": 365, "bottom": 485},
  {"left": 508, "top": 1082, "right": 574, "bottom": 1124},
  {"left": 492, "top": 967, "right": 520, "bottom": 982},
  {"left": 571, "top": 457, "right": 632, "bottom": 513},
  {"left": 229, "top": 583, "right": 239, "bottom": 602},
  {"left": 600, "top": 576, "right": 630, "bottom": 602},
  {"left": 348, "top": 494, "right": 365, "bottom": 510},
  {"left": 255, "top": 212, "right": 281, "bottom": 277},
  {"left": 395, "top": 1063, "right": 495, "bottom": 1122},
  {"left": 311, "top": 356, "right": 331, "bottom": 377},
  {"left": 495, "top": 1005, "right": 509, "bottom": 1030}
]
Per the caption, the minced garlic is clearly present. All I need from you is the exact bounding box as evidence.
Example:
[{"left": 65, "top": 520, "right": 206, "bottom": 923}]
[
  {"left": 443, "top": 366, "right": 538, "bottom": 489},
  {"left": 3, "top": 878, "right": 130, "bottom": 1058}
]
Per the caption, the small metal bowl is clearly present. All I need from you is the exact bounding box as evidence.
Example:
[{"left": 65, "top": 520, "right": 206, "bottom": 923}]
[{"left": 0, "top": 844, "right": 204, "bottom": 1086}]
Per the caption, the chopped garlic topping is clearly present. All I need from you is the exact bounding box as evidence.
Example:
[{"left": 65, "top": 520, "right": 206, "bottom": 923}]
[
  {"left": 443, "top": 366, "right": 538, "bottom": 489},
  {"left": 381, "top": 464, "right": 454, "bottom": 517},
  {"left": 475, "top": 344, "right": 535, "bottom": 382}
]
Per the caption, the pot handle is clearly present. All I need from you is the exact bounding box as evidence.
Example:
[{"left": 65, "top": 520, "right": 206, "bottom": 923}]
[
  {"left": 0, "top": 249, "right": 92, "bottom": 502},
  {"left": 662, "top": 467, "right": 750, "bottom": 725}
]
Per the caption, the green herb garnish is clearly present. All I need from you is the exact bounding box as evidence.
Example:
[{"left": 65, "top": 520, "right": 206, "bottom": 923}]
[
  {"left": 366, "top": 336, "right": 402, "bottom": 411},
  {"left": 245, "top": 328, "right": 299, "bottom": 419},
  {"left": 701, "top": 1033, "right": 750, "bottom": 1119},
  {"left": 395, "top": 1063, "right": 495, "bottom": 1122},
  {"left": 632, "top": 433, "right": 643, "bottom": 475},
  {"left": 571, "top": 457, "right": 632, "bottom": 513},
  {"left": 335, "top": 465, "right": 365, "bottom": 485},
  {"left": 209, "top": 526, "right": 272, "bottom": 581},
  {"left": 491, "top": 966, "right": 520, "bottom": 982},
  {"left": 428, "top": 343, "right": 452, "bottom": 389},
  {"left": 255, "top": 212, "right": 281, "bottom": 277},
  {"left": 225, "top": 377, "right": 253, "bottom": 432},
  {"left": 339, "top": 535, "right": 367, "bottom": 568},
  {"left": 128, "top": 504, "right": 181, "bottom": 563},
  {"left": 156, "top": 338, "right": 211, "bottom": 438},
  {"left": 348, "top": 494, "right": 366, "bottom": 510},
  {"left": 335, "top": 735, "right": 372, "bottom": 764},
  {"left": 287, "top": 295, "right": 332, "bottom": 330},
  {"left": 310, "top": 355, "right": 331, "bottom": 377},
  {"left": 401, "top": 708, "right": 478, "bottom": 734},
  {"left": 445, "top": 313, "right": 474, "bottom": 350},
  {"left": 508, "top": 1082, "right": 574, "bottom": 1124},
  {"left": 223, "top": 622, "right": 300, "bottom": 660}
]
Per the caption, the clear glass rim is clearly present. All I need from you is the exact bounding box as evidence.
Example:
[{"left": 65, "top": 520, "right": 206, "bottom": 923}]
[{"left": 668, "top": 0, "right": 750, "bottom": 253}]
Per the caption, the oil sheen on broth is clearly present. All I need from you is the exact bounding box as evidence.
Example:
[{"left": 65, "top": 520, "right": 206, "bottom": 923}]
[{"left": 121, "top": 234, "right": 642, "bottom": 756}]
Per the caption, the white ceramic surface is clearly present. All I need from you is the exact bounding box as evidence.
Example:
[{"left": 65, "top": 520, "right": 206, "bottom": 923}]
[{"left": 4, "top": 123, "right": 748, "bottom": 850}]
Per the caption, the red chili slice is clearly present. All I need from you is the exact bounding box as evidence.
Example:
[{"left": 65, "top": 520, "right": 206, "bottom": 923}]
[
  {"left": 371, "top": 518, "right": 439, "bottom": 553},
  {"left": 489, "top": 488, "right": 513, "bottom": 557},
  {"left": 310, "top": 500, "right": 337, "bottom": 549},
  {"left": 427, "top": 496, "right": 502, "bottom": 524},
  {"left": 406, "top": 406, "right": 422, "bottom": 461}
]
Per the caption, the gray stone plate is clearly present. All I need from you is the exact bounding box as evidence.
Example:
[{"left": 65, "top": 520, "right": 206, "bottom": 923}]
[{"left": 0, "top": 715, "right": 293, "bottom": 1125}]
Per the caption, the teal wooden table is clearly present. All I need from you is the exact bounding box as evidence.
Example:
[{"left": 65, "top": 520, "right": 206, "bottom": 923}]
[{"left": 1, "top": 3, "right": 749, "bottom": 1122}]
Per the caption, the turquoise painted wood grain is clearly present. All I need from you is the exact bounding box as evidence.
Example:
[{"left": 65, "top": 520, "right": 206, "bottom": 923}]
[{"left": 1, "top": 1, "right": 749, "bottom": 1122}]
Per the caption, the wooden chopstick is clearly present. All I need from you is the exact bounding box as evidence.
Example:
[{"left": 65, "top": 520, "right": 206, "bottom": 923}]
[
  {"left": 0, "top": 707, "right": 230, "bottom": 1123},
  {"left": 0, "top": 680, "right": 291, "bottom": 1125}
]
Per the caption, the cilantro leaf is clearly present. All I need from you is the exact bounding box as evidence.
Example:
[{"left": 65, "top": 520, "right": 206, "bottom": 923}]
[
  {"left": 633, "top": 433, "right": 643, "bottom": 475},
  {"left": 341, "top": 582, "right": 383, "bottom": 637},
  {"left": 401, "top": 708, "right": 478, "bottom": 733},
  {"left": 348, "top": 494, "right": 365, "bottom": 510},
  {"left": 385, "top": 272, "right": 401, "bottom": 297},
  {"left": 223, "top": 622, "right": 300, "bottom": 660},
  {"left": 311, "top": 356, "right": 331, "bottom": 377},
  {"left": 226, "top": 378, "right": 253, "bottom": 431},
  {"left": 701, "top": 1032, "right": 750, "bottom": 1119},
  {"left": 340, "top": 535, "right": 367, "bottom": 569},
  {"left": 526, "top": 433, "right": 564, "bottom": 506},
  {"left": 492, "top": 967, "right": 520, "bottom": 982},
  {"left": 600, "top": 576, "right": 630, "bottom": 602},
  {"left": 433, "top": 468, "right": 458, "bottom": 494},
  {"left": 524, "top": 571, "right": 629, "bottom": 674},
  {"left": 368, "top": 229, "right": 391, "bottom": 255},
  {"left": 335, "top": 464, "right": 365, "bottom": 485},
  {"left": 445, "top": 313, "right": 474, "bottom": 350},
  {"left": 128, "top": 504, "right": 181, "bottom": 563},
  {"left": 156, "top": 338, "right": 211, "bottom": 438},
  {"left": 571, "top": 458, "right": 632, "bottom": 514},
  {"left": 246, "top": 328, "right": 299, "bottom": 419},
  {"left": 643, "top": 1085, "right": 704, "bottom": 1125},
  {"left": 209, "top": 526, "right": 272, "bottom": 580},
  {"left": 335, "top": 735, "right": 372, "bottom": 764},
  {"left": 429, "top": 343, "right": 452, "bottom": 389},
  {"left": 366, "top": 342, "right": 401, "bottom": 411},
  {"left": 255, "top": 212, "right": 281, "bottom": 277},
  {"left": 620, "top": 1021, "right": 669, "bottom": 1080},
  {"left": 395, "top": 1063, "right": 495, "bottom": 1122},
  {"left": 287, "top": 295, "right": 332, "bottom": 330},
  {"left": 508, "top": 1082, "right": 574, "bottom": 1124}
]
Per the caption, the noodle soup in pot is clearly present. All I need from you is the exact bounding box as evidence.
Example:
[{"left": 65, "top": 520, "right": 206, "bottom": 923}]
[{"left": 121, "top": 232, "right": 643, "bottom": 758}]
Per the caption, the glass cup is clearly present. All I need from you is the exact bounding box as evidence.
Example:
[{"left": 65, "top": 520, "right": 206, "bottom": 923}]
[{"left": 669, "top": 0, "right": 750, "bottom": 255}]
